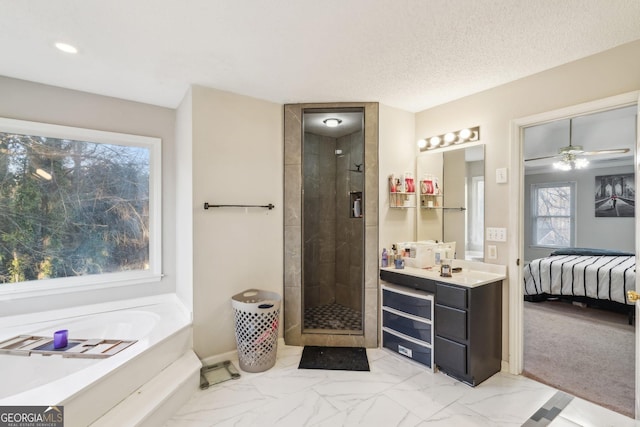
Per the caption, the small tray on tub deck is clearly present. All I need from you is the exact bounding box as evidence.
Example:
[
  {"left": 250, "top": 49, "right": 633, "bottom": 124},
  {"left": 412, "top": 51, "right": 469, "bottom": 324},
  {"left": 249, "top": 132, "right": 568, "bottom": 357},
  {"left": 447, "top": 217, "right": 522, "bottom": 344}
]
[{"left": 0, "top": 335, "right": 137, "bottom": 359}]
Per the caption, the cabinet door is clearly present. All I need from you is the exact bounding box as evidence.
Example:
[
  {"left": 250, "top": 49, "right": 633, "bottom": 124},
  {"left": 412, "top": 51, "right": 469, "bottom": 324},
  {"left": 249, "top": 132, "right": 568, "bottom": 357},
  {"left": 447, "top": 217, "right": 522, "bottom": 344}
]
[
  {"left": 434, "top": 336, "right": 467, "bottom": 375},
  {"left": 435, "top": 304, "right": 467, "bottom": 341}
]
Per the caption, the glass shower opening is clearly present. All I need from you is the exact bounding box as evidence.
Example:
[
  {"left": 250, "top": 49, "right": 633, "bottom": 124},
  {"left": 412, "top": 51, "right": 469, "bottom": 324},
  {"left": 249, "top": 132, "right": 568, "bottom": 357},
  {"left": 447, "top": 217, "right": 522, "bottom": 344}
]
[{"left": 302, "top": 108, "right": 364, "bottom": 334}]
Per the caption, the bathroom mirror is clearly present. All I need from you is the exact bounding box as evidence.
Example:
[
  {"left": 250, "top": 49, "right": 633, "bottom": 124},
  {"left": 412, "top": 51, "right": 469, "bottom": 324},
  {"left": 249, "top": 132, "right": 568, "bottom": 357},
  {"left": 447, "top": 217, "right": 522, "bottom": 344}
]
[{"left": 416, "top": 144, "right": 485, "bottom": 261}]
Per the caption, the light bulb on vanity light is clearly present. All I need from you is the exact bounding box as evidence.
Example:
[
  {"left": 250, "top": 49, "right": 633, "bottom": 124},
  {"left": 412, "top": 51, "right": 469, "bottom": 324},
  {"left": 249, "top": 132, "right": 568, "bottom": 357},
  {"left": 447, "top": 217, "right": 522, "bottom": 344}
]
[
  {"left": 417, "top": 139, "right": 427, "bottom": 149},
  {"left": 429, "top": 136, "right": 441, "bottom": 148},
  {"left": 458, "top": 128, "right": 472, "bottom": 140},
  {"left": 444, "top": 132, "right": 456, "bottom": 144}
]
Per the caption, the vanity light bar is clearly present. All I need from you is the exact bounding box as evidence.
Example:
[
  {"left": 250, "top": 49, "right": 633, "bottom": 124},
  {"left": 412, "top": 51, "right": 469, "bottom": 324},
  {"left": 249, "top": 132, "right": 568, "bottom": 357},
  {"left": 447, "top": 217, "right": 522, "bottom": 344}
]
[{"left": 418, "top": 126, "right": 480, "bottom": 152}]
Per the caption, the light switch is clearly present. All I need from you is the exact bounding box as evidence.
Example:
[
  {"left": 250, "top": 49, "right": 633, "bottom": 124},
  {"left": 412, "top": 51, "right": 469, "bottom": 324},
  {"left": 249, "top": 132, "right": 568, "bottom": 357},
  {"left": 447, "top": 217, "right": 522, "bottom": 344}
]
[
  {"left": 487, "top": 245, "right": 497, "bottom": 259},
  {"left": 496, "top": 168, "right": 508, "bottom": 184},
  {"left": 486, "top": 227, "right": 507, "bottom": 242}
]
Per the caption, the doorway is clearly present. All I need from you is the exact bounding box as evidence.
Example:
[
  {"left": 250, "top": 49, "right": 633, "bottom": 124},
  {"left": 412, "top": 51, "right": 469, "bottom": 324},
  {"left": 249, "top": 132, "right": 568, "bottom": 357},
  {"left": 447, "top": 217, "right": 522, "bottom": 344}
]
[
  {"left": 509, "top": 92, "right": 640, "bottom": 418},
  {"left": 283, "top": 102, "right": 379, "bottom": 348},
  {"left": 302, "top": 108, "right": 364, "bottom": 333}
]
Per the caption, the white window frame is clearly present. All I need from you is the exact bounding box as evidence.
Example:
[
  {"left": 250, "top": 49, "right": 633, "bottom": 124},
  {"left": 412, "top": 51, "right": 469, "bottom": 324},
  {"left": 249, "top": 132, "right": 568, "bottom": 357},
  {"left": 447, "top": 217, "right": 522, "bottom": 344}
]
[
  {"left": 530, "top": 181, "right": 576, "bottom": 248},
  {"left": 469, "top": 175, "right": 485, "bottom": 250},
  {"left": 0, "top": 117, "right": 162, "bottom": 300}
]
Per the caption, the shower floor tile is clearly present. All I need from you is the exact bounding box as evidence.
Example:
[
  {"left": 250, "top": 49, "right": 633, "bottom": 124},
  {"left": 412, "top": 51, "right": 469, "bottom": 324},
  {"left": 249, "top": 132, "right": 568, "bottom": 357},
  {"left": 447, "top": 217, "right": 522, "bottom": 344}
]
[{"left": 304, "top": 303, "right": 362, "bottom": 331}]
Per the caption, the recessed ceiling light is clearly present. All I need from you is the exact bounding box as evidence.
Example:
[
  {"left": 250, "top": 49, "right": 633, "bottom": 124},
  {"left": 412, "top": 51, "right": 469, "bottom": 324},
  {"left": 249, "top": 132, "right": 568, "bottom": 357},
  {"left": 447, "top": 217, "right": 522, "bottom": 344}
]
[
  {"left": 323, "top": 118, "right": 342, "bottom": 128},
  {"left": 55, "top": 42, "right": 78, "bottom": 54}
]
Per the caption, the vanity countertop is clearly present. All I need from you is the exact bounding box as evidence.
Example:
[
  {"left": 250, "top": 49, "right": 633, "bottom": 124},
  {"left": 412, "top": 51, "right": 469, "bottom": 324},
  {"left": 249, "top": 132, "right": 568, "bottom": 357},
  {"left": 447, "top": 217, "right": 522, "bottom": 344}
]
[{"left": 381, "top": 260, "right": 506, "bottom": 288}]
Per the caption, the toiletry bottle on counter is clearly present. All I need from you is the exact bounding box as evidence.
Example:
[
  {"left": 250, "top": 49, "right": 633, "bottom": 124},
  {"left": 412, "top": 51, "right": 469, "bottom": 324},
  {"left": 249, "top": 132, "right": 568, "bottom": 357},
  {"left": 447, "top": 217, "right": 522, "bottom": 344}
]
[
  {"left": 434, "top": 249, "right": 443, "bottom": 265},
  {"left": 381, "top": 248, "right": 388, "bottom": 267}
]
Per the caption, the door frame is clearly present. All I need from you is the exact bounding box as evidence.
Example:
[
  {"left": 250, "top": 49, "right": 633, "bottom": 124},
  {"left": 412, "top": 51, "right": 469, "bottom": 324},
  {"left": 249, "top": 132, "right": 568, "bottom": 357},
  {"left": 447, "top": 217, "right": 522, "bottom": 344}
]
[{"left": 508, "top": 91, "right": 640, "bottom": 414}]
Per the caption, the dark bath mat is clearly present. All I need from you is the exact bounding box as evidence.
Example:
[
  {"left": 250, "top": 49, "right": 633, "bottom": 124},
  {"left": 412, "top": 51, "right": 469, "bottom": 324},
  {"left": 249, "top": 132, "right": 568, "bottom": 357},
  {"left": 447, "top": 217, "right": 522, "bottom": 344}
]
[{"left": 298, "top": 346, "right": 370, "bottom": 371}]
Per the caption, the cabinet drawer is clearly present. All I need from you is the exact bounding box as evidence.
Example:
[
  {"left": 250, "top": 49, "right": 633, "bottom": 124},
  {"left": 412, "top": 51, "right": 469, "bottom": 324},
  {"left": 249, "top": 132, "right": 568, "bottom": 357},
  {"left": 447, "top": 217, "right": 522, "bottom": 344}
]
[
  {"left": 436, "top": 282, "right": 467, "bottom": 309},
  {"left": 382, "top": 289, "right": 432, "bottom": 319},
  {"left": 434, "top": 335, "right": 467, "bottom": 375},
  {"left": 382, "top": 310, "right": 432, "bottom": 344},
  {"left": 435, "top": 304, "right": 467, "bottom": 341},
  {"left": 380, "top": 270, "right": 436, "bottom": 293},
  {"left": 383, "top": 330, "right": 432, "bottom": 368}
]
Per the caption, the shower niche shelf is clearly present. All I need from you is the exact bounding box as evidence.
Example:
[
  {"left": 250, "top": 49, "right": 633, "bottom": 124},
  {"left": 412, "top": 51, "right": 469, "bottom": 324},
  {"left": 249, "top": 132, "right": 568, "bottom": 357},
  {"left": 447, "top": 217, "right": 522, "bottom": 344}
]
[
  {"left": 350, "top": 191, "right": 363, "bottom": 218},
  {"left": 0, "top": 335, "right": 137, "bottom": 359}
]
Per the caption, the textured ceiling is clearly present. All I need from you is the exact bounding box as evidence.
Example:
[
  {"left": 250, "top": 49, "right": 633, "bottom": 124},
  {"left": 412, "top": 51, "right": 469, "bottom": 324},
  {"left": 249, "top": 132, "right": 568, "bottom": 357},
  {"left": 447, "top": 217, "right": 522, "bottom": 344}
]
[{"left": 1, "top": 1, "right": 640, "bottom": 111}]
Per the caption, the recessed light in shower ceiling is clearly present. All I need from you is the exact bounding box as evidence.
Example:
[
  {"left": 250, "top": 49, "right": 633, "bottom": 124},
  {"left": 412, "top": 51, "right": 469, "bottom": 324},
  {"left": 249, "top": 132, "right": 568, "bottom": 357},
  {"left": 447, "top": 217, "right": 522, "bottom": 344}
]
[{"left": 323, "top": 118, "right": 342, "bottom": 128}]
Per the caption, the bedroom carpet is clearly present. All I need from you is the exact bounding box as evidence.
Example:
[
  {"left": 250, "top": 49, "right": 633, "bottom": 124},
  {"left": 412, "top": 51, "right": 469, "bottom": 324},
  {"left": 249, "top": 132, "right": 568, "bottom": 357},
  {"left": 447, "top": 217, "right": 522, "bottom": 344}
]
[{"left": 523, "top": 300, "right": 634, "bottom": 418}]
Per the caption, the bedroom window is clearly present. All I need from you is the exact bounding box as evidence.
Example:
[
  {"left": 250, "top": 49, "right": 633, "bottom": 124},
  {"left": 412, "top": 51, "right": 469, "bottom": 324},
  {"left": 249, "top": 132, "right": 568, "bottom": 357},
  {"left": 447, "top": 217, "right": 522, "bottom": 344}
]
[
  {"left": 0, "top": 118, "right": 161, "bottom": 295},
  {"left": 531, "top": 182, "right": 576, "bottom": 247}
]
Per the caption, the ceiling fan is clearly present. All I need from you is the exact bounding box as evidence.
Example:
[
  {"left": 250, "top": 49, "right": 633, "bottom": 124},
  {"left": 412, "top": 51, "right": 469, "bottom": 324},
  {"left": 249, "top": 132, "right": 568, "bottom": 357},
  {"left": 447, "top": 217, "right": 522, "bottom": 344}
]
[{"left": 524, "top": 118, "right": 631, "bottom": 170}]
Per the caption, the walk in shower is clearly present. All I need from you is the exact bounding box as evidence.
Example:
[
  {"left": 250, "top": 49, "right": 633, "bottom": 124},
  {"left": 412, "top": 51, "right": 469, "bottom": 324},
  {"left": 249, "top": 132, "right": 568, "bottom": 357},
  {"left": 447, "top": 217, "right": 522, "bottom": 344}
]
[
  {"left": 302, "top": 109, "right": 364, "bottom": 333},
  {"left": 283, "top": 102, "right": 378, "bottom": 348}
]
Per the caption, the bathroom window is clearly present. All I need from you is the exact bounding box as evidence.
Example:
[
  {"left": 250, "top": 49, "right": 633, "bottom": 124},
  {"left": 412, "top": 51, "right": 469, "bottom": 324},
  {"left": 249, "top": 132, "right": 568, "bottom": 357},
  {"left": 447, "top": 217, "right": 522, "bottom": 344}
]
[
  {"left": 531, "top": 182, "right": 575, "bottom": 247},
  {"left": 0, "top": 118, "right": 161, "bottom": 295}
]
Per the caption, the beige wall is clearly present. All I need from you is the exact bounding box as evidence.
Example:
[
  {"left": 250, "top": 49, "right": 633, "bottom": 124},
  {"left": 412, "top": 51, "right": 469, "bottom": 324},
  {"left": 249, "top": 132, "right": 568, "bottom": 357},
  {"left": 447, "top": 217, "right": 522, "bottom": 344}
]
[
  {"left": 189, "top": 86, "right": 283, "bottom": 357},
  {"left": 414, "top": 39, "right": 640, "bottom": 362},
  {"left": 0, "top": 76, "right": 177, "bottom": 316},
  {"left": 378, "top": 104, "right": 416, "bottom": 252}
]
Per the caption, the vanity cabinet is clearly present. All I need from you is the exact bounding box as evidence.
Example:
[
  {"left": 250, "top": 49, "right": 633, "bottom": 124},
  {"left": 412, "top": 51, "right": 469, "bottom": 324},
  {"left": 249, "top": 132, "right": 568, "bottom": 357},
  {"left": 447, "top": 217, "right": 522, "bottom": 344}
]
[
  {"left": 380, "top": 267, "right": 503, "bottom": 386},
  {"left": 434, "top": 280, "right": 502, "bottom": 386},
  {"left": 381, "top": 283, "right": 434, "bottom": 369}
]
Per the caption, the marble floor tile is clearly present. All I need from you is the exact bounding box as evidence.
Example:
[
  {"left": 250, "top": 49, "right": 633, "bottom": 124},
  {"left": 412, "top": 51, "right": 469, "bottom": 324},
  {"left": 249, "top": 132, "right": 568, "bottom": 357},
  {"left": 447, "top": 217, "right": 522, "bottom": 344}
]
[
  {"left": 548, "top": 417, "right": 583, "bottom": 427},
  {"left": 164, "top": 343, "right": 640, "bottom": 427},
  {"left": 552, "top": 397, "right": 640, "bottom": 427},
  {"left": 414, "top": 402, "right": 510, "bottom": 427},
  {"left": 383, "top": 369, "right": 470, "bottom": 420},
  {"left": 313, "top": 394, "right": 422, "bottom": 427}
]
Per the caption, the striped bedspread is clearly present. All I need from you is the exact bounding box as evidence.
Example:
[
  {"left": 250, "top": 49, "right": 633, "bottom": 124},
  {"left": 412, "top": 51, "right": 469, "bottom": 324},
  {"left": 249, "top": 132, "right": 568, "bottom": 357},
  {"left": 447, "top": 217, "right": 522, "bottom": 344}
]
[{"left": 523, "top": 254, "right": 636, "bottom": 305}]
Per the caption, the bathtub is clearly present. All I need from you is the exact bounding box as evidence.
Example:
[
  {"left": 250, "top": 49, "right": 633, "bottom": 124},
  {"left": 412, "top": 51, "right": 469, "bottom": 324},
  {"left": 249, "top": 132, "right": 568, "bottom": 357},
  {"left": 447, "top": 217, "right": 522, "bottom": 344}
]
[{"left": 0, "top": 294, "right": 199, "bottom": 427}]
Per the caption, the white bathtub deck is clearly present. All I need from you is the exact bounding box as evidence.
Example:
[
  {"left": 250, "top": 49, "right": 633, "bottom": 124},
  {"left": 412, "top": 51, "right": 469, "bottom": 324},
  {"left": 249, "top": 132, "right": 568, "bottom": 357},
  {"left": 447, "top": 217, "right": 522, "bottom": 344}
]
[{"left": 0, "top": 293, "right": 198, "bottom": 427}]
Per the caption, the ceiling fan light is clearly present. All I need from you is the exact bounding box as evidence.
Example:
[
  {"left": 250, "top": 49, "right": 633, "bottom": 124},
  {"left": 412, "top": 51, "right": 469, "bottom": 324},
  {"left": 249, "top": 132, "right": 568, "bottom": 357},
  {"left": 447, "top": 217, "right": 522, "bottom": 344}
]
[
  {"left": 574, "top": 158, "right": 589, "bottom": 169},
  {"left": 553, "top": 160, "right": 571, "bottom": 171}
]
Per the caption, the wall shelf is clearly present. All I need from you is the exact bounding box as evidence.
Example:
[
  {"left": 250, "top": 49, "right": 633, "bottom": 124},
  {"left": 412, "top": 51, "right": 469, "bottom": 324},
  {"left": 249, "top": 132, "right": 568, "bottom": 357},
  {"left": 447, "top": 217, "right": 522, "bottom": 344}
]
[{"left": 389, "top": 192, "right": 416, "bottom": 208}]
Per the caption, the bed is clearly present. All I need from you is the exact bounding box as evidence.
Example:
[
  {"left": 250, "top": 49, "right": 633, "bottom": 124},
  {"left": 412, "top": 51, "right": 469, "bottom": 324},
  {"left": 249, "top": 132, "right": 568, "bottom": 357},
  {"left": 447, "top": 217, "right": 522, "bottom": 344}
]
[{"left": 523, "top": 248, "right": 636, "bottom": 310}]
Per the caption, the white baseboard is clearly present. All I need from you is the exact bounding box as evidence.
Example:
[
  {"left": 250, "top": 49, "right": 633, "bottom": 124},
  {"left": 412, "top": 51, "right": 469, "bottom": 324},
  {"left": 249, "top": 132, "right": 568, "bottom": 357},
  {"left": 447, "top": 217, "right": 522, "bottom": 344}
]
[{"left": 200, "top": 338, "right": 287, "bottom": 367}]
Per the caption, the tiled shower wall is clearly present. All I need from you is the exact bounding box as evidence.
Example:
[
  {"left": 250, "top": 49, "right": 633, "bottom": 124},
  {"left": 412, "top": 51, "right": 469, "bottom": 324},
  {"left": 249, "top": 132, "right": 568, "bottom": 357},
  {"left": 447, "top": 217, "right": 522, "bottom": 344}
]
[
  {"left": 303, "top": 131, "right": 364, "bottom": 314},
  {"left": 303, "top": 132, "right": 337, "bottom": 308},
  {"left": 335, "top": 130, "right": 364, "bottom": 313}
]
